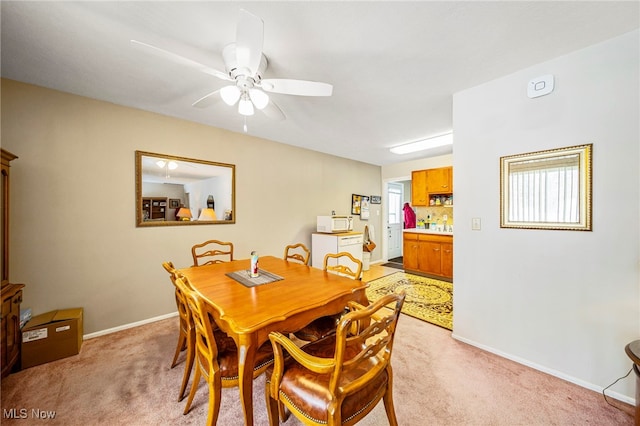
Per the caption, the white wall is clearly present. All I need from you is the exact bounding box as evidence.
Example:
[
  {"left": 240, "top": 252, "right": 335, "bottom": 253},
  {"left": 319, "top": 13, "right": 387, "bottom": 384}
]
[
  {"left": 452, "top": 30, "right": 639, "bottom": 401},
  {"left": 1, "top": 79, "right": 381, "bottom": 334},
  {"left": 185, "top": 173, "right": 232, "bottom": 218},
  {"left": 382, "top": 154, "right": 453, "bottom": 182}
]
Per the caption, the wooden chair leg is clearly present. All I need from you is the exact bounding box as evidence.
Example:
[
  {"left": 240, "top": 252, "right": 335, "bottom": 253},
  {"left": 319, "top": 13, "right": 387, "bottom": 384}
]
[
  {"left": 382, "top": 371, "right": 398, "bottom": 426},
  {"left": 171, "top": 331, "right": 186, "bottom": 368},
  {"left": 183, "top": 366, "right": 201, "bottom": 415},
  {"left": 327, "top": 401, "right": 340, "bottom": 426},
  {"left": 178, "top": 333, "right": 195, "bottom": 401},
  {"left": 265, "top": 380, "right": 280, "bottom": 426},
  {"left": 206, "top": 371, "right": 222, "bottom": 426},
  {"left": 279, "top": 403, "right": 290, "bottom": 423}
]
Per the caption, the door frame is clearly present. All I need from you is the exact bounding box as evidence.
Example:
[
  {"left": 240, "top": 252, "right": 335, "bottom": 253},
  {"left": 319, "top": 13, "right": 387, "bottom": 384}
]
[{"left": 382, "top": 176, "right": 411, "bottom": 263}]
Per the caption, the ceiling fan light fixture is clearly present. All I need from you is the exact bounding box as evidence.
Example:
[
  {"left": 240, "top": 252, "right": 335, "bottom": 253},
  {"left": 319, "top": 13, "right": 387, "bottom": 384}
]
[
  {"left": 156, "top": 160, "right": 166, "bottom": 168},
  {"left": 167, "top": 161, "right": 178, "bottom": 170},
  {"left": 220, "top": 85, "right": 241, "bottom": 105},
  {"left": 238, "top": 97, "right": 254, "bottom": 116},
  {"left": 390, "top": 132, "right": 453, "bottom": 155},
  {"left": 249, "top": 88, "right": 269, "bottom": 109}
]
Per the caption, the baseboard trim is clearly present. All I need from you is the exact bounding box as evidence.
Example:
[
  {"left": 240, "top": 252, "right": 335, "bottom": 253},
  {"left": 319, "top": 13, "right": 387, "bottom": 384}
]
[
  {"left": 451, "top": 332, "right": 635, "bottom": 406},
  {"left": 83, "top": 311, "right": 178, "bottom": 340},
  {"left": 84, "top": 311, "right": 635, "bottom": 406}
]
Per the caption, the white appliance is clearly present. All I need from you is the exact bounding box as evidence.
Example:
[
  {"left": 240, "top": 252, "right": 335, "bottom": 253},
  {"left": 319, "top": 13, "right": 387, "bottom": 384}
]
[
  {"left": 316, "top": 215, "right": 353, "bottom": 233},
  {"left": 311, "top": 232, "right": 363, "bottom": 268}
]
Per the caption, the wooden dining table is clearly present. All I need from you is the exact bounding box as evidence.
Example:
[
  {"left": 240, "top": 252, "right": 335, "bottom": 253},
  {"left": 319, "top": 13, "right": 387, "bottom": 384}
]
[{"left": 177, "top": 255, "right": 368, "bottom": 426}]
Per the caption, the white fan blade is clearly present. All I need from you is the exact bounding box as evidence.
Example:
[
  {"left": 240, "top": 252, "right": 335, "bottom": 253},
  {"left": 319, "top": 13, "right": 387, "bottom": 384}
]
[
  {"left": 192, "top": 90, "right": 222, "bottom": 108},
  {"left": 261, "top": 100, "right": 286, "bottom": 121},
  {"left": 131, "top": 40, "right": 231, "bottom": 82},
  {"left": 260, "top": 79, "right": 333, "bottom": 96},
  {"left": 235, "top": 9, "right": 264, "bottom": 76}
]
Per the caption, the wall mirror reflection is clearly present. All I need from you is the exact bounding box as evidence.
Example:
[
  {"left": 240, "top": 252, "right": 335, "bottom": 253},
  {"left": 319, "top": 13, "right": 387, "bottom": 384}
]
[
  {"left": 135, "top": 151, "right": 235, "bottom": 227},
  {"left": 500, "top": 144, "right": 592, "bottom": 231}
]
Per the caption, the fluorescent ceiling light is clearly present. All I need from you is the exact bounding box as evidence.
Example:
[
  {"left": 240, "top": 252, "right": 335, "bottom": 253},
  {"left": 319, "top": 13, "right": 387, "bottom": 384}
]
[{"left": 390, "top": 132, "right": 453, "bottom": 154}]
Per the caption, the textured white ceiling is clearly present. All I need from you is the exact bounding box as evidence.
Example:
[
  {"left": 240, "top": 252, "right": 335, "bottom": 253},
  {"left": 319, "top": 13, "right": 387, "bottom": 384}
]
[{"left": 2, "top": 1, "right": 638, "bottom": 165}]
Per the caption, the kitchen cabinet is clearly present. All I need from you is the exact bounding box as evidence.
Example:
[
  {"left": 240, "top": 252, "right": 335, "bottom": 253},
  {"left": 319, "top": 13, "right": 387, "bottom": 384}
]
[
  {"left": 403, "top": 233, "right": 420, "bottom": 270},
  {"left": 441, "top": 241, "right": 453, "bottom": 278},
  {"left": 402, "top": 232, "right": 453, "bottom": 279},
  {"left": 411, "top": 167, "right": 453, "bottom": 207},
  {"left": 411, "top": 170, "right": 428, "bottom": 206},
  {"left": 426, "top": 166, "right": 453, "bottom": 194}
]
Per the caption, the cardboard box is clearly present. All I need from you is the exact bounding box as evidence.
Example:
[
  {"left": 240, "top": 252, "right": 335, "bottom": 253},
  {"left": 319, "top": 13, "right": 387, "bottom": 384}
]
[{"left": 21, "top": 308, "right": 83, "bottom": 369}]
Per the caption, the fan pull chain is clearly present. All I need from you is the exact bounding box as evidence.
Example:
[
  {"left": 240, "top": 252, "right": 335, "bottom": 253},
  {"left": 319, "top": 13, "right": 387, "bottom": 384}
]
[{"left": 243, "top": 116, "right": 248, "bottom": 133}]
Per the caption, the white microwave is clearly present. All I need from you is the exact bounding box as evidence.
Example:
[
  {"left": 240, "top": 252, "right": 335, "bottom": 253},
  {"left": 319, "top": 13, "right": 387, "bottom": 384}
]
[{"left": 317, "top": 215, "right": 354, "bottom": 233}]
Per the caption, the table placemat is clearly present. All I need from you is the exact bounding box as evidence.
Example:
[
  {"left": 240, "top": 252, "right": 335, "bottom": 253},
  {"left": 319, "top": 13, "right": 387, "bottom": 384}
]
[{"left": 226, "top": 269, "right": 284, "bottom": 288}]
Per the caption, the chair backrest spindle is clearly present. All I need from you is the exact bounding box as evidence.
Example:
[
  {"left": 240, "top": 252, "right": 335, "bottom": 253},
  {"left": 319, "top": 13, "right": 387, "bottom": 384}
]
[
  {"left": 283, "top": 243, "right": 311, "bottom": 265},
  {"left": 191, "top": 239, "right": 234, "bottom": 266},
  {"left": 323, "top": 251, "right": 363, "bottom": 280}
]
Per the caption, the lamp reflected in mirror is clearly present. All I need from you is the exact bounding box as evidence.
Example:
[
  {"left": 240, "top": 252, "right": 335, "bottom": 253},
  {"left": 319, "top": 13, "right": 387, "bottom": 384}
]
[
  {"left": 197, "top": 208, "right": 217, "bottom": 221},
  {"left": 176, "top": 207, "right": 192, "bottom": 221},
  {"left": 135, "top": 151, "right": 235, "bottom": 227}
]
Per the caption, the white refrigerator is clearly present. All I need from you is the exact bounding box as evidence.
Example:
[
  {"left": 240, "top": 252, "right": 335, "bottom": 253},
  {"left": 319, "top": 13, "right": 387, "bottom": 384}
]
[{"left": 311, "top": 232, "right": 363, "bottom": 268}]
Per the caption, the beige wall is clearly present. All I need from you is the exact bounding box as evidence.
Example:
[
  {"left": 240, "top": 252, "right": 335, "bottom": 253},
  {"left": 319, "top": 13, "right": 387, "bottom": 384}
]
[{"left": 1, "top": 79, "right": 382, "bottom": 334}]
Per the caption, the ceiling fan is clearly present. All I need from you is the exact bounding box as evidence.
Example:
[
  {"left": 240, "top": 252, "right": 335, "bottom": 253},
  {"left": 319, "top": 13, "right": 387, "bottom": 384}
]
[{"left": 131, "top": 9, "right": 333, "bottom": 124}]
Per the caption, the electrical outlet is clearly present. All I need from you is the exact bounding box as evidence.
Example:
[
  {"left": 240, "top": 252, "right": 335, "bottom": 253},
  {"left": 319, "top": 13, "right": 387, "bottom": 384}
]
[
  {"left": 471, "top": 218, "right": 481, "bottom": 230},
  {"left": 442, "top": 214, "right": 448, "bottom": 221}
]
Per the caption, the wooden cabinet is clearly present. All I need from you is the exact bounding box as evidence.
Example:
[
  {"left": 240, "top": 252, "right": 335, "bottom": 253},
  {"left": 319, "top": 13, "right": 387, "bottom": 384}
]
[
  {"left": 142, "top": 197, "right": 167, "bottom": 221},
  {"left": 441, "top": 242, "right": 453, "bottom": 278},
  {"left": 411, "top": 170, "right": 428, "bottom": 206},
  {"left": 2, "top": 150, "right": 15, "bottom": 286},
  {"left": 403, "top": 233, "right": 420, "bottom": 270},
  {"left": 411, "top": 166, "right": 453, "bottom": 206},
  {"left": 1, "top": 285, "right": 24, "bottom": 377},
  {"left": 402, "top": 232, "right": 453, "bottom": 279},
  {"left": 1, "top": 149, "right": 24, "bottom": 377},
  {"left": 426, "top": 166, "right": 453, "bottom": 194}
]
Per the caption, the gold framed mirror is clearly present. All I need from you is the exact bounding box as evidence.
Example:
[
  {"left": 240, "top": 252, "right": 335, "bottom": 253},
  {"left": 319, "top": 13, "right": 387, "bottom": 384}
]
[
  {"left": 500, "top": 144, "right": 592, "bottom": 231},
  {"left": 135, "top": 151, "right": 235, "bottom": 227}
]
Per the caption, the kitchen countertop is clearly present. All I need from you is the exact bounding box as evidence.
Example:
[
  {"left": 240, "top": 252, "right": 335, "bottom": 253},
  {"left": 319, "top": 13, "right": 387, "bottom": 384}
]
[
  {"left": 313, "top": 231, "right": 362, "bottom": 236},
  {"left": 403, "top": 228, "right": 453, "bottom": 236}
]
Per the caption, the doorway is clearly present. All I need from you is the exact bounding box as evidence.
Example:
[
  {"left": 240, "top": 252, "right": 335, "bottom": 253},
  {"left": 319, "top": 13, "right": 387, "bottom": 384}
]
[{"left": 387, "top": 182, "right": 403, "bottom": 260}]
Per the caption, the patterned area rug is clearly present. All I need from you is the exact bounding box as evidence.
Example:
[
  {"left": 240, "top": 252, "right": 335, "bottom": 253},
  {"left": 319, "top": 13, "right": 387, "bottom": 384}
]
[{"left": 366, "top": 271, "right": 453, "bottom": 330}]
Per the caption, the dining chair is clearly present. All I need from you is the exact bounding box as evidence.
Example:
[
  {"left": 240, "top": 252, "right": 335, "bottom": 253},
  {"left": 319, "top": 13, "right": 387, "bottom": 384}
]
[
  {"left": 162, "top": 261, "right": 194, "bottom": 401},
  {"left": 293, "top": 251, "right": 363, "bottom": 342},
  {"left": 283, "top": 243, "right": 310, "bottom": 265},
  {"left": 191, "top": 239, "right": 234, "bottom": 266},
  {"left": 265, "top": 292, "right": 406, "bottom": 426},
  {"left": 323, "top": 251, "right": 363, "bottom": 279},
  {"left": 175, "top": 274, "right": 275, "bottom": 425}
]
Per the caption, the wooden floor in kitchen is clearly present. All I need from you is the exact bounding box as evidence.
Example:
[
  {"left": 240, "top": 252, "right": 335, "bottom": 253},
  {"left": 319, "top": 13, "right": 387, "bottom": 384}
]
[{"left": 362, "top": 263, "right": 401, "bottom": 282}]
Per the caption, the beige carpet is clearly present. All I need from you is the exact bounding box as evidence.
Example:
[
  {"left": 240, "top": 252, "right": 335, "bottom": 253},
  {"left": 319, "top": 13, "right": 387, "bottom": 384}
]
[
  {"left": 0, "top": 315, "right": 634, "bottom": 425},
  {"left": 367, "top": 271, "right": 453, "bottom": 330}
]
